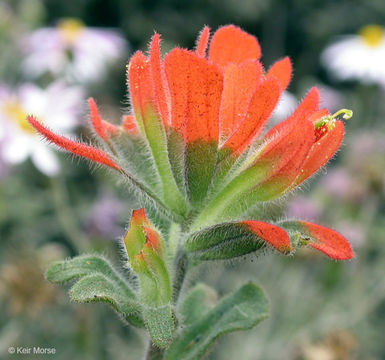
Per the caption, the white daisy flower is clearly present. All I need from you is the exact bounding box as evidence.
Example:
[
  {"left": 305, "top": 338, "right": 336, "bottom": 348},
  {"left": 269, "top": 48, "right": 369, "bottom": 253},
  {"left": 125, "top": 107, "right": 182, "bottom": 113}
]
[
  {"left": 21, "top": 18, "right": 127, "bottom": 83},
  {"left": 321, "top": 24, "right": 385, "bottom": 86},
  {"left": 0, "top": 82, "right": 84, "bottom": 176}
]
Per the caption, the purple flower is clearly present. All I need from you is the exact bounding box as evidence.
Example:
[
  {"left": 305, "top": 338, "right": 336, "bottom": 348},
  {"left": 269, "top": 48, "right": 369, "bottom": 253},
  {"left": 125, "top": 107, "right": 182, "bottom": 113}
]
[
  {"left": 285, "top": 196, "right": 321, "bottom": 221},
  {"left": 84, "top": 191, "right": 128, "bottom": 239}
]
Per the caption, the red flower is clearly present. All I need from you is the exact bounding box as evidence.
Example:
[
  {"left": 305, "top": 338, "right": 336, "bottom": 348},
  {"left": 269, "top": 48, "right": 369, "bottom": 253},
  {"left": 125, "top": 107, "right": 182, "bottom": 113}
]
[{"left": 27, "top": 25, "right": 353, "bottom": 260}]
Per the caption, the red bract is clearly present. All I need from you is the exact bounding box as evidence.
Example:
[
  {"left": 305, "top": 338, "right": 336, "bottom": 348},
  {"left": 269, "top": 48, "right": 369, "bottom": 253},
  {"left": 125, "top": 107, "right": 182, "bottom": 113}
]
[
  {"left": 88, "top": 98, "right": 120, "bottom": 139},
  {"left": 279, "top": 220, "right": 354, "bottom": 260},
  {"left": 121, "top": 115, "right": 138, "bottom": 134},
  {"left": 242, "top": 221, "right": 292, "bottom": 254},
  {"left": 27, "top": 24, "right": 353, "bottom": 261},
  {"left": 27, "top": 116, "right": 120, "bottom": 170},
  {"left": 88, "top": 98, "right": 108, "bottom": 141},
  {"left": 302, "top": 221, "right": 354, "bottom": 260}
]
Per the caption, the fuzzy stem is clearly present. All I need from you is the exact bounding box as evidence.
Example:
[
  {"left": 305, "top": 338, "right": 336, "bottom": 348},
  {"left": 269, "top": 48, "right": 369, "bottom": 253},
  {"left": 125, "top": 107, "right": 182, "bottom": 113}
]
[
  {"left": 145, "top": 341, "right": 164, "bottom": 360},
  {"left": 168, "top": 222, "right": 181, "bottom": 259},
  {"left": 172, "top": 248, "right": 188, "bottom": 305}
]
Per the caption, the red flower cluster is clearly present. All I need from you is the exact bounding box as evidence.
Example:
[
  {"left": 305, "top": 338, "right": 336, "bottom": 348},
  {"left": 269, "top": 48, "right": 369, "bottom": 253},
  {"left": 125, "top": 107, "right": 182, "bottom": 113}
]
[{"left": 28, "top": 25, "right": 353, "bottom": 260}]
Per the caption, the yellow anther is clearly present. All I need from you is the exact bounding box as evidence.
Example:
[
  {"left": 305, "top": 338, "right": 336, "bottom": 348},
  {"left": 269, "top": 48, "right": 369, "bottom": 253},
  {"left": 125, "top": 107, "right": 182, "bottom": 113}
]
[
  {"left": 57, "top": 18, "right": 85, "bottom": 44},
  {"left": 359, "top": 25, "right": 384, "bottom": 47},
  {"left": 3, "top": 100, "right": 34, "bottom": 133}
]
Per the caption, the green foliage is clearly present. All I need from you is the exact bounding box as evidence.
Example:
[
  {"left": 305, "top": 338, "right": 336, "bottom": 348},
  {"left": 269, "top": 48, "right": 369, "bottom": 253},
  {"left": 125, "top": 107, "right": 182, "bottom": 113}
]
[
  {"left": 164, "top": 282, "right": 269, "bottom": 360},
  {"left": 185, "top": 222, "right": 265, "bottom": 261},
  {"left": 179, "top": 283, "right": 217, "bottom": 325},
  {"left": 143, "top": 305, "right": 174, "bottom": 349},
  {"left": 46, "top": 254, "right": 143, "bottom": 327}
]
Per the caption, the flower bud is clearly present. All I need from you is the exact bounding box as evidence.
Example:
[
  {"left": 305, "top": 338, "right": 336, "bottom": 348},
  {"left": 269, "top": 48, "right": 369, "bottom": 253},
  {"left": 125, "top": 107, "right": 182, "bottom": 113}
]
[{"left": 123, "top": 209, "right": 171, "bottom": 306}]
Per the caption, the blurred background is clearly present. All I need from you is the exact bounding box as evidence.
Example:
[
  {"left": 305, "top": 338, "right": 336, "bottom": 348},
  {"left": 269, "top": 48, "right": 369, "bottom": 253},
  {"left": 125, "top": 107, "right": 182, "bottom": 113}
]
[{"left": 0, "top": 0, "right": 384, "bottom": 359}]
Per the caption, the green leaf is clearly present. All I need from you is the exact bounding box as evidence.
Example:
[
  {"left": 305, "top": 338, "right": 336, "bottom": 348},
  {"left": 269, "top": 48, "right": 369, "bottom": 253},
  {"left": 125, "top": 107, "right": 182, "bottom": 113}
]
[
  {"left": 164, "top": 282, "right": 269, "bottom": 360},
  {"left": 69, "top": 274, "right": 142, "bottom": 326},
  {"left": 179, "top": 283, "right": 217, "bottom": 325},
  {"left": 46, "top": 254, "right": 143, "bottom": 327},
  {"left": 185, "top": 223, "right": 265, "bottom": 261},
  {"left": 143, "top": 305, "right": 174, "bottom": 349}
]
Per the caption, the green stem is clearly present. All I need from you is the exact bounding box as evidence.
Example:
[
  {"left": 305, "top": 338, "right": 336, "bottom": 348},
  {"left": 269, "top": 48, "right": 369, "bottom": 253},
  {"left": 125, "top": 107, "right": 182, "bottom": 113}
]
[
  {"left": 145, "top": 341, "right": 164, "bottom": 360},
  {"left": 49, "top": 177, "right": 89, "bottom": 253},
  {"left": 168, "top": 222, "right": 181, "bottom": 259},
  {"left": 172, "top": 248, "right": 189, "bottom": 305}
]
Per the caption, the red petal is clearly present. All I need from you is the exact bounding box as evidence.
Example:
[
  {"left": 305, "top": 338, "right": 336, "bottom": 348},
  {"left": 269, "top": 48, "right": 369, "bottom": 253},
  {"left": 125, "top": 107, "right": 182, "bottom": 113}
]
[
  {"left": 259, "top": 116, "right": 306, "bottom": 168},
  {"left": 219, "top": 60, "right": 263, "bottom": 140},
  {"left": 266, "top": 57, "right": 292, "bottom": 91},
  {"left": 149, "top": 33, "right": 171, "bottom": 126},
  {"left": 266, "top": 87, "right": 320, "bottom": 138},
  {"left": 165, "top": 49, "right": 223, "bottom": 143},
  {"left": 299, "top": 221, "right": 354, "bottom": 260},
  {"left": 209, "top": 25, "right": 261, "bottom": 69},
  {"left": 195, "top": 26, "right": 210, "bottom": 58},
  {"left": 127, "top": 51, "right": 152, "bottom": 132},
  {"left": 308, "top": 108, "right": 329, "bottom": 123},
  {"left": 242, "top": 221, "right": 292, "bottom": 253},
  {"left": 143, "top": 226, "right": 160, "bottom": 249},
  {"left": 27, "top": 116, "right": 120, "bottom": 170},
  {"left": 131, "top": 208, "right": 147, "bottom": 225},
  {"left": 102, "top": 120, "right": 119, "bottom": 136},
  {"left": 222, "top": 77, "right": 280, "bottom": 153},
  {"left": 88, "top": 98, "right": 108, "bottom": 141},
  {"left": 254, "top": 119, "right": 314, "bottom": 200},
  {"left": 122, "top": 114, "right": 139, "bottom": 134},
  {"left": 295, "top": 120, "right": 344, "bottom": 186}
]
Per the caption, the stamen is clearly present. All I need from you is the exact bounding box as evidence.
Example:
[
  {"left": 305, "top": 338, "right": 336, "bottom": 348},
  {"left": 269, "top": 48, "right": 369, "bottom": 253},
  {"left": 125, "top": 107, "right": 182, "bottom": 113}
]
[
  {"left": 314, "top": 108, "right": 353, "bottom": 130},
  {"left": 331, "top": 108, "right": 353, "bottom": 120}
]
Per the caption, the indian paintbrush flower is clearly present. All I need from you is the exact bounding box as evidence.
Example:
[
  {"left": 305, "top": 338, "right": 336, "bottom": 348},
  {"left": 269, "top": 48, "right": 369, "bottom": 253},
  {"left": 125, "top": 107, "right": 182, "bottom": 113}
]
[
  {"left": 37, "top": 25, "right": 354, "bottom": 358},
  {"left": 28, "top": 24, "right": 354, "bottom": 258}
]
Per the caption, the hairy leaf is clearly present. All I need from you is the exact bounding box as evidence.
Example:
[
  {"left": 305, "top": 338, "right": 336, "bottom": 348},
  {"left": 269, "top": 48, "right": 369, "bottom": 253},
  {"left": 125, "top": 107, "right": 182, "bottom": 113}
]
[
  {"left": 164, "top": 282, "right": 268, "bottom": 360},
  {"left": 143, "top": 305, "right": 174, "bottom": 348},
  {"left": 46, "top": 254, "right": 143, "bottom": 327},
  {"left": 185, "top": 221, "right": 290, "bottom": 262},
  {"left": 179, "top": 283, "right": 217, "bottom": 325}
]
